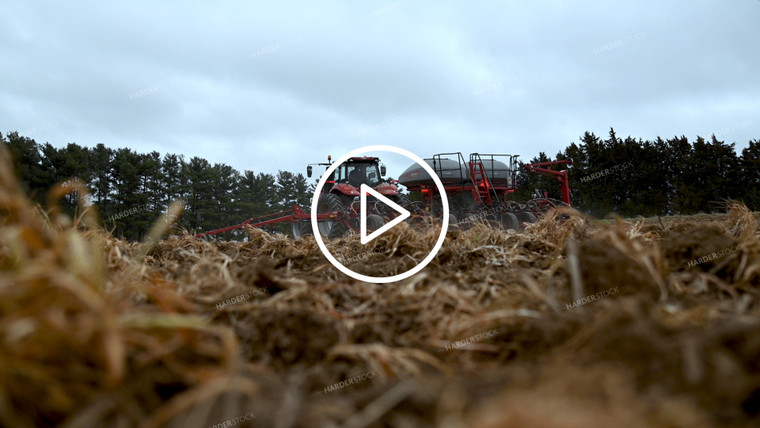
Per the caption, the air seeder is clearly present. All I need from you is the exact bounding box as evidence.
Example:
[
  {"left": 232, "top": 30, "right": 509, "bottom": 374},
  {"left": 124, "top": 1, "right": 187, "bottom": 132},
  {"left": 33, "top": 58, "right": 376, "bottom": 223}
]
[{"left": 398, "top": 152, "right": 572, "bottom": 229}]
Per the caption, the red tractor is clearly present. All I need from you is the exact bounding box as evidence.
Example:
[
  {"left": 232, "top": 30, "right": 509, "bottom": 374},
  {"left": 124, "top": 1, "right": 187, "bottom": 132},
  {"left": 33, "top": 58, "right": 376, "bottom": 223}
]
[{"left": 294, "top": 155, "right": 405, "bottom": 238}]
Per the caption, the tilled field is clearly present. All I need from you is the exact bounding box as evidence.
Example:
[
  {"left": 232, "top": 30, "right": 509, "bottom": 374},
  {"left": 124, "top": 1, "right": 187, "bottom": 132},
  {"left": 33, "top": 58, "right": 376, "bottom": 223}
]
[{"left": 2, "top": 157, "right": 760, "bottom": 427}]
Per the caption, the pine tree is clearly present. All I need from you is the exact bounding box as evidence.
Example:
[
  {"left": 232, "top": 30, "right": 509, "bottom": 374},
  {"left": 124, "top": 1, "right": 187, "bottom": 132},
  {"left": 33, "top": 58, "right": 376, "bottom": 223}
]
[
  {"left": 740, "top": 140, "right": 760, "bottom": 210},
  {"left": 110, "top": 148, "right": 145, "bottom": 239},
  {"left": 3, "top": 132, "right": 50, "bottom": 203},
  {"left": 90, "top": 144, "right": 114, "bottom": 216}
]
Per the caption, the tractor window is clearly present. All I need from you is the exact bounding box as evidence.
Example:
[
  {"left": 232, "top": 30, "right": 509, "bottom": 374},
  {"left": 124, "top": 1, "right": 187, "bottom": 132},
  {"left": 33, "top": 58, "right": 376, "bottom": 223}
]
[
  {"left": 343, "top": 164, "right": 380, "bottom": 187},
  {"left": 364, "top": 165, "right": 380, "bottom": 185},
  {"left": 347, "top": 165, "right": 364, "bottom": 187}
]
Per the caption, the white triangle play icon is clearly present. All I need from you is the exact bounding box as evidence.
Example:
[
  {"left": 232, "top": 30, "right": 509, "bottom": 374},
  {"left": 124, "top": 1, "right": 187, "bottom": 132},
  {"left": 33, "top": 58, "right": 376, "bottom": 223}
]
[{"left": 360, "top": 184, "right": 411, "bottom": 245}]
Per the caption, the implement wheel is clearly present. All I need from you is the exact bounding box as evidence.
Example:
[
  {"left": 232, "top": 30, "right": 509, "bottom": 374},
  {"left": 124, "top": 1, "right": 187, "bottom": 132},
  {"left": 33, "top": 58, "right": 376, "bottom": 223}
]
[
  {"left": 291, "top": 220, "right": 312, "bottom": 238},
  {"left": 501, "top": 212, "right": 519, "bottom": 230},
  {"left": 367, "top": 214, "right": 385, "bottom": 232},
  {"left": 517, "top": 212, "right": 537, "bottom": 226}
]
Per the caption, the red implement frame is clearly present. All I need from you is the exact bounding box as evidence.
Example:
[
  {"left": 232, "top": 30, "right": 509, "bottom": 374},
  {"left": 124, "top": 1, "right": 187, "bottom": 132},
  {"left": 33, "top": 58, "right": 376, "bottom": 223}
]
[
  {"left": 412, "top": 153, "right": 518, "bottom": 209},
  {"left": 194, "top": 205, "right": 340, "bottom": 238},
  {"left": 523, "top": 160, "right": 573, "bottom": 205}
]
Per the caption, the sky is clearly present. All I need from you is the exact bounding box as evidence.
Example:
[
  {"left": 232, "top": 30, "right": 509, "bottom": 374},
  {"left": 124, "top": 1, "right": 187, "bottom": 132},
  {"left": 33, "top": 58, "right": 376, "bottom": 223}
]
[{"left": 1, "top": 0, "right": 758, "bottom": 180}]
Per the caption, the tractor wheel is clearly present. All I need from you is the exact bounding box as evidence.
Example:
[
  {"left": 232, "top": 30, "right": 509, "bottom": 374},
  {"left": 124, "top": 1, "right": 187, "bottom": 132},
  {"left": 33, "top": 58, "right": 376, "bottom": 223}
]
[
  {"left": 500, "top": 212, "right": 520, "bottom": 230},
  {"left": 366, "top": 214, "right": 384, "bottom": 232},
  {"left": 291, "top": 220, "right": 312, "bottom": 238},
  {"left": 317, "top": 193, "right": 347, "bottom": 239},
  {"left": 517, "top": 212, "right": 537, "bottom": 226}
]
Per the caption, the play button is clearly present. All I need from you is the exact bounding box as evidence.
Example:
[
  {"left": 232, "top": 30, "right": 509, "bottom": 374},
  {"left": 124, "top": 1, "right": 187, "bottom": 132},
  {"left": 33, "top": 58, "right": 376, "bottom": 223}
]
[
  {"left": 360, "top": 184, "right": 410, "bottom": 245},
  {"left": 311, "top": 145, "right": 449, "bottom": 283}
]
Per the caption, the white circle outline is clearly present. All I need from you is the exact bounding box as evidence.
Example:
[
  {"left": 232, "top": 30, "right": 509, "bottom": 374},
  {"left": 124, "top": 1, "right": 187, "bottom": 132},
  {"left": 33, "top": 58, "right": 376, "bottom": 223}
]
[{"left": 310, "top": 145, "right": 449, "bottom": 283}]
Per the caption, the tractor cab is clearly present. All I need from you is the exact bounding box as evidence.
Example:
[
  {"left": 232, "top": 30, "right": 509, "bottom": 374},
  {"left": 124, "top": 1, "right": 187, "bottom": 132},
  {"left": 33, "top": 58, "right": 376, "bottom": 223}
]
[
  {"left": 332, "top": 157, "right": 384, "bottom": 187},
  {"left": 308, "top": 156, "right": 394, "bottom": 194},
  {"left": 307, "top": 155, "right": 402, "bottom": 209}
]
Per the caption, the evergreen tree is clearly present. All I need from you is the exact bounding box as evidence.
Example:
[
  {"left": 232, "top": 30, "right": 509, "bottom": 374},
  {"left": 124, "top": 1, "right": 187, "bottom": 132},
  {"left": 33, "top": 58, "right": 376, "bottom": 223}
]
[
  {"left": 665, "top": 135, "right": 693, "bottom": 214},
  {"left": 110, "top": 148, "right": 146, "bottom": 238},
  {"left": 89, "top": 144, "right": 114, "bottom": 214},
  {"left": 631, "top": 139, "right": 668, "bottom": 216},
  {"left": 185, "top": 157, "right": 216, "bottom": 232},
  {"left": 2, "top": 132, "right": 50, "bottom": 203},
  {"left": 275, "top": 171, "right": 312, "bottom": 209},
  {"left": 141, "top": 151, "right": 164, "bottom": 213},
  {"left": 741, "top": 140, "right": 760, "bottom": 211},
  {"left": 160, "top": 153, "right": 186, "bottom": 209}
]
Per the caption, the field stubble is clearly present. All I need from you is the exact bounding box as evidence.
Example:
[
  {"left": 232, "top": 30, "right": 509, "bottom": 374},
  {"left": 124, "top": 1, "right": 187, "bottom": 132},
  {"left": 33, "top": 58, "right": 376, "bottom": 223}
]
[{"left": 1, "top": 147, "right": 760, "bottom": 426}]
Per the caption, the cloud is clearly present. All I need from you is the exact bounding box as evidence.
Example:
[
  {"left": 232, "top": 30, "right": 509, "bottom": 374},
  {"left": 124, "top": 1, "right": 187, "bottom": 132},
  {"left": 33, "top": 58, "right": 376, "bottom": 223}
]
[{"left": 1, "top": 0, "right": 758, "bottom": 178}]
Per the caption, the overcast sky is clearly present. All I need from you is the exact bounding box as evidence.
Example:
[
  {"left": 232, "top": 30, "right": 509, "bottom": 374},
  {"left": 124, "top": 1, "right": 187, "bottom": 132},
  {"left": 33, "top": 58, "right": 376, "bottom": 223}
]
[{"left": 2, "top": 0, "right": 758, "bottom": 179}]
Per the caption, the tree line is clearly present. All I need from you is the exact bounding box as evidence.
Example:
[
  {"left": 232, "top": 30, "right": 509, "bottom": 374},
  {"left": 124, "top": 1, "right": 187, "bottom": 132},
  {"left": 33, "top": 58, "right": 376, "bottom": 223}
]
[
  {"left": 3, "top": 128, "right": 759, "bottom": 240},
  {"left": 514, "top": 128, "right": 760, "bottom": 218},
  {"left": 1, "top": 132, "right": 312, "bottom": 240}
]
